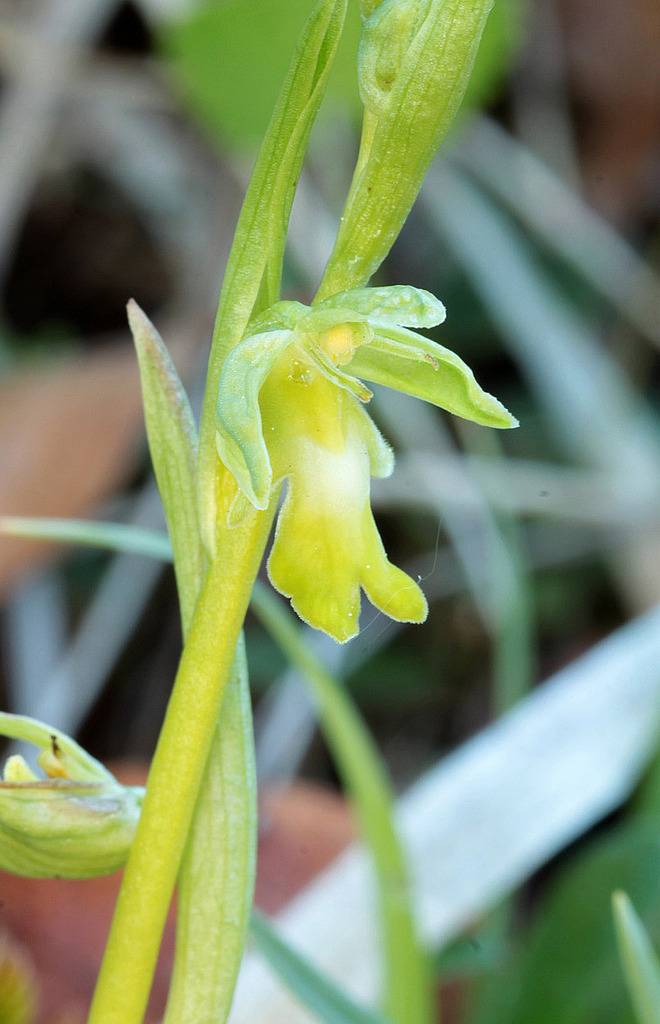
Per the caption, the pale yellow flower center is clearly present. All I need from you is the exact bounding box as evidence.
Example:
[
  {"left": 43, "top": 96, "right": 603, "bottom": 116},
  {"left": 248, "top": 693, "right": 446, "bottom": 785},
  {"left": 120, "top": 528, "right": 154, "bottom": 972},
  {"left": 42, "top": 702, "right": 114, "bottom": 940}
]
[{"left": 321, "top": 325, "right": 360, "bottom": 366}]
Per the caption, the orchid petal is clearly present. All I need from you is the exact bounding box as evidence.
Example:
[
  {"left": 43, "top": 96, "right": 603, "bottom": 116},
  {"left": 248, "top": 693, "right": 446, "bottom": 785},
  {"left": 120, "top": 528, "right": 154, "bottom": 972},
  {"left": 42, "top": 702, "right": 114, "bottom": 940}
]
[
  {"left": 215, "top": 329, "right": 294, "bottom": 509},
  {"left": 319, "top": 285, "right": 446, "bottom": 328},
  {"left": 348, "top": 325, "right": 518, "bottom": 429}
]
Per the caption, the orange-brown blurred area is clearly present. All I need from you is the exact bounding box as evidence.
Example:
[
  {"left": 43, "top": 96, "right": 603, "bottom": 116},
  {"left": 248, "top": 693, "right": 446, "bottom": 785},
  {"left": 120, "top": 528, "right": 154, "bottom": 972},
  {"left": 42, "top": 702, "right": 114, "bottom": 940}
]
[{"left": 0, "top": 1, "right": 659, "bottom": 1022}]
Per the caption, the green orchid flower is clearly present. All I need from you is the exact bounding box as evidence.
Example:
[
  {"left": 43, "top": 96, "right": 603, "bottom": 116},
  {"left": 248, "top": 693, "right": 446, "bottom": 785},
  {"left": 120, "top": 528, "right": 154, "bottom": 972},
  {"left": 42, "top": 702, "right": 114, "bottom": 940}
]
[
  {"left": 0, "top": 713, "right": 142, "bottom": 879},
  {"left": 216, "top": 284, "right": 517, "bottom": 643}
]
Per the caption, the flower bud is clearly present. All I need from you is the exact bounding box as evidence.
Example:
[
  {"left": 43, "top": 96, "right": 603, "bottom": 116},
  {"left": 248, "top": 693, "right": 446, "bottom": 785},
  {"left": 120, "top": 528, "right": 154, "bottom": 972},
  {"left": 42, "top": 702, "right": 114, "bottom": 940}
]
[
  {"left": 318, "top": 0, "right": 495, "bottom": 298},
  {"left": 0, "top": 714, "right": 142, "bottom": 879},
  {"left": 358, "top": 0, "right": 426, "bottom": 119}
]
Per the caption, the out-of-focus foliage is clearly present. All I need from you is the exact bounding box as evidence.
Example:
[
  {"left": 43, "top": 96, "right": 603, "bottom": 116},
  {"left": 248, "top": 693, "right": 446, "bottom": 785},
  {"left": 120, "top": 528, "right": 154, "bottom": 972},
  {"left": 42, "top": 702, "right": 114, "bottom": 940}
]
[
  {"left": 162, "top": 0, "right": 526, "bottom": 150},
  {"left": 471, "top": 822, "right": 660, "bottom": 1024},
  {"left": 161, "top": 0, "right": 362, "bottom": 148},
  {"left": 463, "top": 0, "right": 526, "bottom": 110},
  {"left": 613, "top": 891, "right": 660, "bottom": 1024}
]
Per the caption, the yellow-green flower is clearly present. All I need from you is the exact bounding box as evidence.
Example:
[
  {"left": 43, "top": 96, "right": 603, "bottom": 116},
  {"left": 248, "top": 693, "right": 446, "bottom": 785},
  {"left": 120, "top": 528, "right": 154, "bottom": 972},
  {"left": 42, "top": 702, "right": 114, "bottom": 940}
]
[
  {"left": 216, "top": 285, "right": 517, "bottom": 642},
  {"left": 0, "top": 713, "right": 141, "bottom": 879}
]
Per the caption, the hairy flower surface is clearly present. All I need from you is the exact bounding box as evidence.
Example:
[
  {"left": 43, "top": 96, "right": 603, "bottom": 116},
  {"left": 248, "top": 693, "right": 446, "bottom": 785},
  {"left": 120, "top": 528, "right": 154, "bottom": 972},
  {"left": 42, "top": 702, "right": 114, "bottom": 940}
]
[{"left": 216, "top": 285, "right": 516, "bottom": 642}]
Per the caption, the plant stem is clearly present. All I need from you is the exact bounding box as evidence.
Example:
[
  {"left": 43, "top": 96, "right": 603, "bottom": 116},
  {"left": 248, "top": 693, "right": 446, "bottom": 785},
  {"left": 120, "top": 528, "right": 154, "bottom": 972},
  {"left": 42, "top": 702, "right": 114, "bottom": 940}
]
[{"left": 88, "top": 511, "right": 271, "bottom": 1024}]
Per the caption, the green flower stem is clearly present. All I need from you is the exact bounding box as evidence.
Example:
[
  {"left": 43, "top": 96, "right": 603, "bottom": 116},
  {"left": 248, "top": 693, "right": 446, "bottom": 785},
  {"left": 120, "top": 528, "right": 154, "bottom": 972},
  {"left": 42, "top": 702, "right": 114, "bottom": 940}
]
[
  {"left": 250, "top": 583, "right": 434, "bottom": 1024},
  {"left": 88, "top": 510, "right": 272, "bottom": 1024}
]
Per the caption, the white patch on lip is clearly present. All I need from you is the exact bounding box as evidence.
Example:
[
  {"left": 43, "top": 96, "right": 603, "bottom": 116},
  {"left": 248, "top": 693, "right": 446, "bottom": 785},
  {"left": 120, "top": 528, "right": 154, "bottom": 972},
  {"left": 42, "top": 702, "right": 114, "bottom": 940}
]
[{"left": 298, "top": 431, "right": 370, "bottom": 516}]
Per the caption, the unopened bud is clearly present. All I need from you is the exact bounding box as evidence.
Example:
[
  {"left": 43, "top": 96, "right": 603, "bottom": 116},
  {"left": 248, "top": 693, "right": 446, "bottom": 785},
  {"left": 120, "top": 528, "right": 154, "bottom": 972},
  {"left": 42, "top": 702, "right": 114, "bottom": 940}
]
[
  {"left": 358, "top": 0, "right": 426, "bottom": 119},
  {"left": 0, "top": 713, "right": 142, "bottom": 879}
]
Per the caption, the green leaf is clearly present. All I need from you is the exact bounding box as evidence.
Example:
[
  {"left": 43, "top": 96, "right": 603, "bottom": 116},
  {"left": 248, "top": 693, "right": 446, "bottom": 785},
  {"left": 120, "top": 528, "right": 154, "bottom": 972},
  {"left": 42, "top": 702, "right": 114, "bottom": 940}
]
[
  {"left": 127, "top": 300, "right": 203, "bottom": 633},
  {"left": 320, "top": 285, "right": 446, "bottom": 328},
  {"left": 471, "top": 823, "right": 660, "bottom": 1024},
  {"left": 317, "top": 0, "right": 495, "bottom": 298},
  {"left": 164, "top": 641, "right": 256, "bottom": 1024},
  {"left": 348, "top": 324, "right": 518, "bottom": 428},
  {"left": 198, "top": 0, "right": 348, "bottom": 545},
  {"left": 215, "top": 330, "right": 294, "bottom": 509},
  {"left": 613, "top": 892, "right": 660, "bottom": 1024},
  {"left": 250, "top": 910, "right": 392, "bottom": 1024}
]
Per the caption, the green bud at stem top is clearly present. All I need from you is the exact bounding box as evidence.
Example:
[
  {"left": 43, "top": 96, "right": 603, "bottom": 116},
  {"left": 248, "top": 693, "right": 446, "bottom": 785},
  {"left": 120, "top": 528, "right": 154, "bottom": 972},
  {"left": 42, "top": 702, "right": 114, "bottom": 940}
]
[{"left": 317, "top": 0, "right": 494, "bottom": 299}]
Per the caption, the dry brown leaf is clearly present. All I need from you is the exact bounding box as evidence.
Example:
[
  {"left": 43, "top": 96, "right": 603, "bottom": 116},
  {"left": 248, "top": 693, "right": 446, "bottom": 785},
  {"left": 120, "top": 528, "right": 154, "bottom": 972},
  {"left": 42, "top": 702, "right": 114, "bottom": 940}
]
[{"left": 0, "top": 347, "right": 143, "bottom": 594}]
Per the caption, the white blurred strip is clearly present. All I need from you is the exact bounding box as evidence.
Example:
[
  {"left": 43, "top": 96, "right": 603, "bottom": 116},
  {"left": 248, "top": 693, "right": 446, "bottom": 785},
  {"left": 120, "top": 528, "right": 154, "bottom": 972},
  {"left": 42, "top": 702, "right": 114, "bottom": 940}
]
[
  {"left": 22, "top": 486, "right": 165, "bottom": 733},
  {"left": 3, "top": 568, "right": 67, "bottom": 716},
  {"left": 374, "top": 451, "right": 660, "bottom": 528},
  {"left": 233, "top": 606, "right": 660, "bottom": 1022}
]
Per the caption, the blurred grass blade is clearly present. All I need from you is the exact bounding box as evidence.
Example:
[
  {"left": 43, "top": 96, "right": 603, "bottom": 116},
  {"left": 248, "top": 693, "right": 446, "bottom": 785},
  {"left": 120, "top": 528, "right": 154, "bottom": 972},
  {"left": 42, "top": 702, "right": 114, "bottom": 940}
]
[
  {"left": 456, "top": 118, "right": 660, "bottom": 353},
  {"left": 613, "top": 891, "right": 660, "bottom": 1024},
  {"left": 0, "top": 515, "right": 172, "bottom": 562},
  {"left": 459, "top": 427, "right": 535, "bottom": 715},
  {"left": 250, "top": 911, "right": 391, "bottom": 1024},
  {"left": 250, "top": 585, "right": 434, "bottom": 1024},
  {"left": 199, "top": 0, "right": 348, "bottom": 539},
  {"left": 127, "top": 300, "right": 203, "bottom": 631}
]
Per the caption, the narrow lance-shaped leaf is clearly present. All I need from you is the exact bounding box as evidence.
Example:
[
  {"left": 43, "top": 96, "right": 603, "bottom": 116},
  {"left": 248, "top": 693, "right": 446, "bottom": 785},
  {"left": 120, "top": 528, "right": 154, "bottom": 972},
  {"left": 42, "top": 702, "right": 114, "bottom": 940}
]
[
  {"left": 613, "top": 891, "right": 660, "bottom": 1024},
  {"left": 198, "top": 0, "right": 348, "bottom": 546},
  {"left": 127, "top": 300, "right": 203, "bottom": 632},
  {"left": 129, "top": 303, "right": 256, "bottom": 1024},
  {"left": 164, "top": 639, "right": 256, "bottom": 1024}
]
